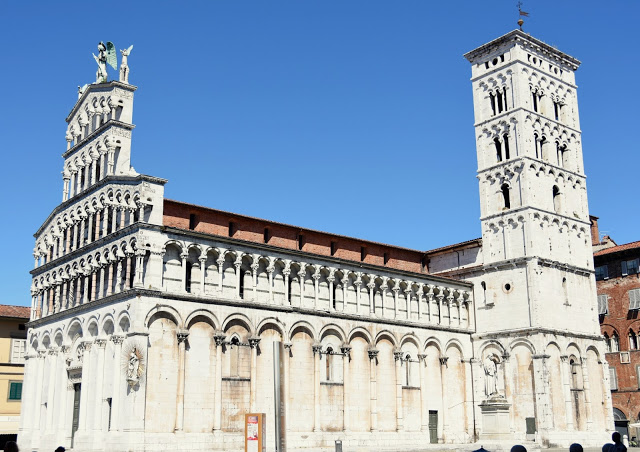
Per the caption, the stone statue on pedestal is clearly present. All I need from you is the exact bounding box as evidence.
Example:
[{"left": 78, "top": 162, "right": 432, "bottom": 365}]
[
  {"left": 483, "top": 354, "right": 499, "bottom": 397},
  {"left": 120, "top": 45, "right": 133, "bottom": 84}
]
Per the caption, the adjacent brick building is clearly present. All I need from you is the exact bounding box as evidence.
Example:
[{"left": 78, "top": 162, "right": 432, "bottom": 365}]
[{"left": 592, "top": 216, "right": 640, "bottom": 440}]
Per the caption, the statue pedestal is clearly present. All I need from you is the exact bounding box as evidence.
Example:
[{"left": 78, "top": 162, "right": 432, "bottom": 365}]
[{"left": 479, "top": 395, "right": 511, "bottom": 440}]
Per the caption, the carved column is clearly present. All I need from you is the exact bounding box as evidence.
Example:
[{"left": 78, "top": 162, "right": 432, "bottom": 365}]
[
  {"left": 267, "top": 263, "right": 275, "bottom": 303},
  {"left": 115, "top": 259, "right": 124, "bottom": 294},
  {"left": 199, "top": 257, "right": 207, "bottom": 294},
  {"left": 249, "top": 337, "right": 261, "bottom": 411},
  {"left": 93, "top": 339, "right": 107, "bottom": 431},
  {"left": 134, "top": 251, "right": 145, "bottom": 287},
  {"left": 341, "top": 273, "right": 349, "bottom": 312},
  {"left": 298, "top": 264, "right": 307, "bottom": 307},
  {"left": 124, "top": 254, "right": 132, "bottom": 290},
  {"left": 312, "top": 344, "right": 322, "bottom": 432},
  {"left": 234, "top": 256, "right": 242, "bottom": 299},
  {"left": 367, "top": 275, "right": 376, "bottom": 314},
  {"left": 341, "top": 345, "right": 351, "bottom": 432},
  {"left": 404, "top": 285, "right": 412, "bottom": 319},
  {"left": 60, "top": 279, "right": 68, "bottom": 311},
  {"left": 354, "top": 272, "right": 362, "bottom": 313},
  {"left": 560, "top": 355, "right": 575, "bottom": 430},
  {"left": 82, "top": 273, "right": 89, "bottom": 304},
  {"left": 368, "top": 348, "right": 379, "bottom": 432},
  {"left": 87, "top": 211, "right": 94, "bottom": 244},
  {"left": 180, "top": 253, "right": 188, "bottom": 292},
  {"left": 106, "top": 260, "right": 115, "bottom": 297},
  {"left": 392, "top": 282, "right": 400, "bottom": 319},
  {"left": 213, "top": 333, "right": 226, "bottom": 432},
  {"left": 110, "top": 335, "right": 125, "bottom": 432},
  {"left": 313, "top": 268, "right": 321, "bottom": 309},
  {"left": 439, "top": 356, "right": 449, "bottom": 442},
  {"left": 436, "top": 287, "right": 445, "bottom": 325},
  {"left": 72, "top": 221, "right": 79, "bottom": 250},
  {"left": 175, "top": 331, "right": 189, "bottom": 431},
  {"left": 381, "top": 278, "right": 388, "bottom": 318},
  {"left": 79, "top": 216, "right": 86, "bottom": 248},
  {"left": 580, "top": 357, "right": 593, "bottom": 431},
  {"left": 31, "top": 350, "right": 46, "bottom": 433},
  {"left": 394, "top": 350, "right": 404, "bottom": 431},
  {"left": 418, "top": 354, "right": 428, "bottom": 432}
]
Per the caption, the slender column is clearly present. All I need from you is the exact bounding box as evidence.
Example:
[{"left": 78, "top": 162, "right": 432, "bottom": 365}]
[
  {"left": 367, "top": 275, "right": 375, "bottom": 314},
  {"left": 446, "top": 291, "right": 455, "bottom": 326},
  {"left": 298, "top": 263, "right": 307, "bottom": 307},
  {"left": 436, "top": 287, "right": 445, "bottom": 325},
  {"left": 249, "top": 337, "right": 261, "bottom": 411},
  {"left": 61, "top": 280, "right": 68, "bottom": 311},
  {"left": 213, "top": 333, "right": 226, "bottom": 432},
  {"left": 180, "top": 253, "right": 188, "bottom": 292},
  {"left": 580, "top": 357, "right": 593, "bottom": 431},
  {"left": 602, "top": 360, "right": 614, "bottom": 429},
  {"left": 93, "top": 339, "right": 107, "bottom": 431},
  {"left": 283, "top": 343, "right": 291, "bottom": 430},
  {"left": 234, "top": 256, "right": 242, "bottom": 299},
  {"left": 405, "top": 285, "right": 412, "bottom": 319},
  {"left": 87, "top": 212, "right": 94, "bottom": 244},
  {"left": 267, "top": 264, "right": 275, "bottom": 303},
  {"left": 48, "top": 286, "right": 54, "bottom": 314},
  {"left": 418, "top": 354, "right": 428, "bottom": 432},
  {"left": 175, "top": 331, "right": 188, "bottom": 431},
  {"left": 313, "top": 268, "right": 321, "bottom": 309},
  {"left": 216, "top": 255, "right": 225, "bottom": 293},
  {"left": 97, "top": 266, "right": 105, "bottom": 300},
  {"left": 45, "top": 348, "right": 59, "bottom": 432},
  {"left": 560, "top": 355, "right": 575, "bottom": 429},
  {"left": 110, "top": 335, "right": 125, "bottom": 431},
  {"left": 426, "top": 285, "right": 435, "bottom": 323},
  {"left": 381, "top": 278, "right": 388, "bottom": 318},
  {"left": 125, "top": 255, "right": 132, "bottom": 289},
  {"left": 341, "top": 273, "right": 349, "bottom": 312},
  {"left": 65, "top": 227, "right": 71, "bottom": 254},
  {"left": 118, "top": 208, "right": 125, "bottom": 229},
  {"left": 69, "top": 172, "right": 75, "bottom": 198},
  {"left": 341, "top": 345, "right": 351, "bottom": 432},
  {"left": 312, "top": 344, "right": 322, "bottom": 432},
  {"left": 199, "top": 257, "right": 207, "bottom": 294},
  {"left": 251, "top": 256, "right": 260, "bottom": 301},
  {"left": 106, "top": 260, "right": 114, "bottom": 296},
  {"left": 368, "top": 348, "right": 378, "bottom": 432},
  {"left": 79, "top": 217, "right": 86, "bottom": 248},
  {"left": 502, "top": 352, "right": 516, "bottom": 434},
  {"left": 392, "top": 284, "right": 400, "bottom": 319},
  {"left": 394, "top": 350, "right": 404, "bottom": 431},
  {"left": 72, "top": 222, "right": 79, "bottom": 251},
  {"left": 416, "top": 283, "right": 424, "bottom": 319},
  {"left": 107, "top": 149, "right": 115, "bottom": 175},
  {"left": 328, "top": 269, "right": 336, "bottom": 311},
  {"left": 56, "top": 346, "right": 71, "bottom": 436},
  {"left": 111, "top": 206, "right": 117, "bottom": 232},
  {"left": 115, "top": 259, "right": 123, "bottom": 294},
  {"left": 354, "top": 272, "right": 362, "bottom": 313},
  {"left": 439, "top": 357, "right": 449, "bottom": 442},
  {"left": 134, "top": 251, "right": 145, "bottom": 287},
  {"left": 97, "top": 208, "right": 104, "bottom": 238},
  {"left": 532, "top": 354, "right": 551, "bottom": 434}
]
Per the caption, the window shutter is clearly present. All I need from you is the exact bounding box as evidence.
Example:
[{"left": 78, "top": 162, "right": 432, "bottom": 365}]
[
  {"left": 622, "top": 260, "right": 628, "bottom": 276},
  {"left": 609, "top": 367, "right": 618, "bottom": 391},
  {"left": 630, "top": 289, "right": 640, "bottom": 310},
  {"left": 16, "top": 383, "right": 21, "bottom": 400},
  {"left": 598, "top": 295, "right": 609, "bottom": 314}
]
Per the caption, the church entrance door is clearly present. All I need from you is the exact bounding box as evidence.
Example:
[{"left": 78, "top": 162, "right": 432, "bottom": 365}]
[
  {"left": 428, "top": 410, "right": 438, "bottom": 444},
  {"left": 71, "top": 383, "right": 81, "bottom": 447}
]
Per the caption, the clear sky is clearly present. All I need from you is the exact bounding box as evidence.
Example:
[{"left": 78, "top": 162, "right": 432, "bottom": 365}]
[{"left": 1, "top": 1, "right": 638, "bottom": 307}]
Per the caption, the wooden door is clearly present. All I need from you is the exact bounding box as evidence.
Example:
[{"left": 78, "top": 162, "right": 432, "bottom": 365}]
[
  {"left": 428, "top": 410, "right": 438, "bottom": 444},
  {"left": 71, "top": 383, "right": 81, "bottom": 448}
]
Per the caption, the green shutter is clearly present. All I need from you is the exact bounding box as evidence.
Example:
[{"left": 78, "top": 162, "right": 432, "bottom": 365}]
[{"left": 9, "top": 382, "right": 22, "bottom": 400}]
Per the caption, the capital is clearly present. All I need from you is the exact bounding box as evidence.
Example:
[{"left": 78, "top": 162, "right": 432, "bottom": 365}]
[
  {"left": 177, "top": 331, "right": 189, "bottom": 343},
  {"left": 213, "top": 333, "right": 227, "bottom": 347},
  {"left": 249, "top": 337, "right": 261, "bottom": 349},
  {"left": 368, "top": 348, "right": 379, "bottom": 360}
]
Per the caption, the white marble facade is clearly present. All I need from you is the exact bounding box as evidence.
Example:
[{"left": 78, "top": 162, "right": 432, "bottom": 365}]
[{"left": 20, "top": 30, "right": 612, "bottom": 452}]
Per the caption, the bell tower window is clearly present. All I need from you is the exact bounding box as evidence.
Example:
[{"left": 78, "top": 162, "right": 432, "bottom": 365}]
[
  {"left": 501, "top": 183, "right": 510, "bottom": 209},
  {"left": 553, "top": 185, "right": 561, "bottom": 213},
  {"left": 494, "top": 138, "right": 502, "bottom": 162},
  {"left": 503, "top": 134, "right": 510, "bottom": 160}
]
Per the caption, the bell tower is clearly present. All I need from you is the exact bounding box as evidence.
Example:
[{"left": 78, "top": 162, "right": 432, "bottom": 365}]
[{"left": 464, "top": 30, "right": 597, "bottom": 335}]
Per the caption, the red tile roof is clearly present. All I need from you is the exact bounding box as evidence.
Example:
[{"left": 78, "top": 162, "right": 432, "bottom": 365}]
[
  {"left": 593, "top": 240, "right": 640, "bottom": 257},
  {"left": 0, "top": 305, "right": 30, "bottom": 319}
]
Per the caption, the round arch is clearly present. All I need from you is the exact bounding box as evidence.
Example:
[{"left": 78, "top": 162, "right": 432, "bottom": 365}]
[
  {"left": 185, "top": 309, "right": 220, "bottom": 331},
  {"left": 145, "top": 304, "right": 182, "bottom": 329}
]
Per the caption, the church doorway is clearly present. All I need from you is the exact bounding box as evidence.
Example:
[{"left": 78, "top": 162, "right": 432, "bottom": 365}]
[
  {"left": 71, "top": 383, "right": 81, "bottom": 448},
  {"left": 429, "top": 410, "right": 438, "bottom": 444},
  {"left": 613, "top": 408, "right": 629, "bottom": 441}
]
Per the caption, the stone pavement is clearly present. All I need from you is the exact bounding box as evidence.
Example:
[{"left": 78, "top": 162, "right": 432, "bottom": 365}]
[{"left": 280, "top": 447, "right": 640, "bottom": 452}]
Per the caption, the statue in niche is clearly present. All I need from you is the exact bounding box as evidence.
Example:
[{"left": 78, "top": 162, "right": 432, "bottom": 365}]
[
  {"left": 483, "top": 354, "right": 499, "bottom": 397},
  {"left": 123, "top": 342, "right": 145, "bottom": 387}
]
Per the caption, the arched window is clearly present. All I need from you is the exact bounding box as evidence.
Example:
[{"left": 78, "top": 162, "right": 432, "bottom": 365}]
[
  {"left": 630, "top": 331, "right": 638, "bottom": 350},
  {"left": 496, "top": 90, "right": 504, "bottom": 113},
  {"left": 481, "top": 281, "right": 487, "bottom": 304},
  {"left": 556, "top": 142, "right": 563, "bottom": 167},
  {"left": 534, "top": 133, "right": 540, "bottom": 159},
  {"left": 185, "top": 261, "right": 192, "bottom": 293},
  {"left": 532, "top": 88, "right": 539, "bottom": 112},
  {"left": 540, "top": 135, "right": 548, "bottom": 161},
  {"left": 604, "top": 333, "right": 611, "bottom": 353},
  {"left": 503, "top": 134, "right": 510, "bottom": 160},
  {"left": 553, "top": 185, "right": 561, "bottom": 213},
  {"left": 489, "top": 92, "right": 496, "bottom": 116},
  {"left": 229, "top": 336, "right": 240, "bottom": 377},
  {"left": 494, "top": 137, "right": 502, "bottom": 162},
  {"left": 326, "top": 347, "right": 333, "bottom": 381},
  {"left": 501, "top": 183, "right": 511, "bottom": 209},
  {"left": 612, "top": 333, "right": 620, "bottom": 352}
]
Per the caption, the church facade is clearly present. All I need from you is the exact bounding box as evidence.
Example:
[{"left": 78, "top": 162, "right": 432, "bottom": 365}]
[{"left": 19, "top": 30, "right": 612, "bottom": 452}]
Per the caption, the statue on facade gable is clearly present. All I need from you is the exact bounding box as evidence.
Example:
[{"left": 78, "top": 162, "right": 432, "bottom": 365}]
[
  {"left": 483, "top": 354, "right": 499, "bottom": 397},
  {"left": 119, "top": 45, "right": 133, "bottom": 84}
]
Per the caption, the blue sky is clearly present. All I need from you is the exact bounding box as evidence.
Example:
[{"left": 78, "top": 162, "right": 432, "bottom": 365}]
[{"left": 1, "top": 1, "right": 638, "bottom": 306}]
